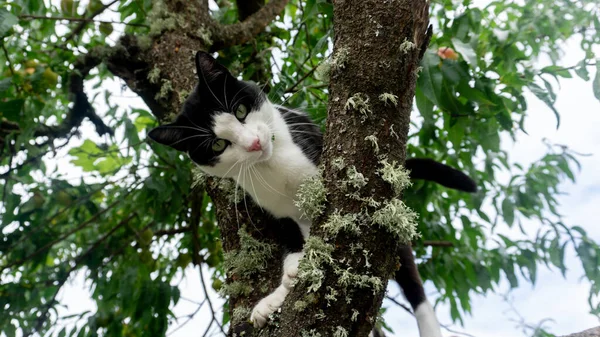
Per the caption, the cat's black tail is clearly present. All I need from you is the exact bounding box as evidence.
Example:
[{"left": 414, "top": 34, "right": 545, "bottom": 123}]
[{"left": 405, "top": 158, "right": 477, "bottom": 193}]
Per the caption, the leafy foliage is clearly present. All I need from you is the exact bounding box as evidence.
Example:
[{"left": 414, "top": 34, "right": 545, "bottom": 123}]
[{"left": 1, "top": 0, "right": 599, "bottom": 336}]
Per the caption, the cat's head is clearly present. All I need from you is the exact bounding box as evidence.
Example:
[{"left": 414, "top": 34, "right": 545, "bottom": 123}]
[{"left": 148, "top": 51, "right": 276, "bottom": 177}]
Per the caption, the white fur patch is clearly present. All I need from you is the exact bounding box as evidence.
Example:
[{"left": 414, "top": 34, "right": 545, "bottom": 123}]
[
  {"left": 250, "top": 252, "right": 304, "bottom": 327},
  {"left": 282, "top": 252, "right": 304, "bottom": 288},
  {"left": 414, "top": 301, "right": 443, "bottom": 337},
  {"left": 250, "top": 284, "right": 289, "bottom": 328}
]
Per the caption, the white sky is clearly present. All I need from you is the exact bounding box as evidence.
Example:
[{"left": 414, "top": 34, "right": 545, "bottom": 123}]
[{"left": 11, "top": 1, "right": 600, "bottom": 336}]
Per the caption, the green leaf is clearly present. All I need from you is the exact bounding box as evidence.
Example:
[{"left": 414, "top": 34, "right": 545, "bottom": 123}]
[
  {"left": 0, "top": 78, "right": 12, "bottom": 92},
  {"left": 134, "top": 115, "right": 156, "bottom": 133},
  {"left": 415, "top": 87, "right": 434, "bottom": 121},
  {"left": 528, "top": 82, "right": 560, "bottom": 129},
  {"left": 4, "top": 323, "right": 16, "bottom": 337},
  {"left": 451, "top": 38, "right": 477, "bottom": 67},
  {"left": 501, "top": 198, "right": 515, "bottom": 226},
  {"left": 418, "top": 53, "right": 443, "bottom": 106},
  {"left": 0, "top": 8, "right": 18, "bottom": 37},
  {"left": 593, "top": 62, "right": 600, "bottom": 102},
  {"left": 0, "top": 99, "right": 25, "bottom": 121},
  {"left": 574, "top": 60, "right": 590, "bottom": 81},
  {"left": 541, "top": 65, "right": 572, "bottom": 78}
]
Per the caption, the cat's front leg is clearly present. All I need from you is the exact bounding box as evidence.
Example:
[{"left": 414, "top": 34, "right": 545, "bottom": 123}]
[{"left": 250, "top": 252, "right": 304, "bottom": 327}]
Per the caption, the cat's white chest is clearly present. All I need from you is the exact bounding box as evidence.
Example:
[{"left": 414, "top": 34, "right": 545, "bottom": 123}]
[
  {"left": 237, "top": 140, "right": 318, "bottom": 232},
  {"left": 242, "top": 156, "right": 317, "bottom": 218}
]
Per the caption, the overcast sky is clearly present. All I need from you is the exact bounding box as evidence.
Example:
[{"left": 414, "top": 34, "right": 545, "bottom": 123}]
[{"left": 31, "top": 1, "right": 600, "bottom": 336}]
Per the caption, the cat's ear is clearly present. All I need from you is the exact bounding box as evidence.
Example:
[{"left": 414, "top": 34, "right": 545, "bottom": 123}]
[
  {"left": 195, "top": 51, "right": 231, "bottom": 83},
  {"left": 148, "top": 122, "right": 189, "bottom": 152}
]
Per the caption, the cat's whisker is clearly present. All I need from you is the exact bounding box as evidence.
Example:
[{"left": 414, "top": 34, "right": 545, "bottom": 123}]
[
  {"left": 198, "top": 67, "right": 227, "bottom": 111},
  {"left": 185, "top": 119, "right": 213, "bottom": 134},
  {"left": 248, "top": 167, "right": 264, "bottom": 212},
  {"left": 223, "top": 75, "right": 229, "bottom": 111},
  {"left": 156, "top": 125, "right": 211, "bottom": 134},
  {"left": 231, "top": 94, "right": 251, "bottom": 111},
  {"left": 253, "top": 167, "right": 291, "bottom": 199},
  {"left": 289, "top": 130, "right": 323, "bottom": 137},
  {"left": 234, "top": 162, "right": 244, "bottom": 229},
  {"left": 241, "top": 163, "right": 259, "bottom": 231},
  {"left": 285, "top": 122, "right": 323, "bottom": 128},
  {"left": 219, "top": 158, "right": 244, "bottom": 183},
  {"left": 229, "top": 86, "right": 248, "bottom": 109},
  {"left": 167, "top": 134, "right": 210, "bottom": 147}
]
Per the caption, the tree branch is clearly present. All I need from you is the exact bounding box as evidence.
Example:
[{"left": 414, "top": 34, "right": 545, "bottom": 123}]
[
  {"left": 210, "top": 0, "right": 289, "bottom": 51},
  {"left": 19, "top": 14, "right": 149, "bottom": 27},
  {"left": 237, "top": 0, "right": 265, "bottom": 21},
  {"left": 24, "top": 213, "right": 136, "bottom": 337},
  {"left": 422, "top": 240, "right": 453, "bottom": 247},
  {"left": 62, "top": 0, "right": 120, "bottom": 44},
  {"left": 561, "top": 327, "right": 600, "bottom": 337},
  {"left": 13, "top": 48, "right": 113, "bottom": 144}
]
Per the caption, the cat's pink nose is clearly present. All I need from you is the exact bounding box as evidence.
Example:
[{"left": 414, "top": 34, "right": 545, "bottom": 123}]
[{"left": 247, "top": 138, "right": 262, "bottom": 152}]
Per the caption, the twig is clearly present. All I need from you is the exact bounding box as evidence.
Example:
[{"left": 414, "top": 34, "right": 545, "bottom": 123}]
[
  {"left": 2, "top": 178, "right": 123, "bottom": 253},
  {"left": 0, "top": 182, "right": 141, "bottom": 271},
  {"left": 0, "top": 135, "right": 73, "bottom": 180},
  {"left": 189, "top": 191, "right": 226, "bottom": 336},
  {"left": 386, "top": 295, "right": 477, "bottom": 337},
  {"left": 154, "top": 226, "right": 192, "bottom": 236},
  {"left": 209, "top": 0, "right": 290, "bottom": 51},
  {"left": 62, "top": 0, "right": 120, "bottom": 44},
  {"left": 24, "top": 213, "right": 136, "bottom": 337},
  {"left": 19, "top": 14, "right": 148, "bottom": 27},
  {"left": 422, "top": 240, "right": 454, "bottom": 247},
  {"left": 284, "top": 61, "right": 323, "bottom": 93},
  {"left": 385, "top": 295, "right": 414, "bottom": 316},
  {"left": 167, "top": 299, "right": 207, "bottom": 336},
  {"left": 1, "top": 43, "right": 21, "bottom": 92}
]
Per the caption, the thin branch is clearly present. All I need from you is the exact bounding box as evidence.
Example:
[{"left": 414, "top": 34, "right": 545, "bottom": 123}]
[
  {"left": 189, "top": 191, "right": 226, "bottom": 336},
  {"left": 24, "top": 213, "right": 136, "bottom": 337},
  {"left": 0, "top": 134, "right": 73, "bottom": 180},
  {"left": 2, "top": 178, "right": 123, "bottom": 253},
  {"left": 19, "top": 14, "right": 148, "bottom": 27},
  {"left": 32, "top": 48, "right": 113, "bottom": 140},
  {"left": 155, "top": 226, "right": 192, "bottom": 236},
  {"left": 386, "top": 295, "right": 477, "bottom": 337},
  {"left": 422, "top": 240, "right": 454, "bottom": 247},
  {"left": 1, "top": 43, "right": 21, "bottom": 92},
  {"left": 62, "top": 0, "right": 120, "bottom": 44},
  {"left": 0, "top": 183, "right": 140, "bottom": 271},
  {"left": 168, "top": 299, "right": 207, "bottom": 336},
  {"left": 284, "top": 61, "right": 323, "bottom": 93},
  {"left": 209, "top": 0, "right": 290, "bottom": 51},
  {"left": 385, "top": 295, "right": 414, "bottom": 316}
]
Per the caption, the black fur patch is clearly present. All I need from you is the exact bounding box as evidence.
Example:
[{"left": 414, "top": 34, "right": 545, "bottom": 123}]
[
  {"left": 277, "top": 106, "right": 323, "bottom": 165},
  {"left": 405, "top": 158, "right": 477, "bottom": 193}
]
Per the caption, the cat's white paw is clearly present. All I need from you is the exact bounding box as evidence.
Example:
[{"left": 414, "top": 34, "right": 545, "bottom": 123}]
[
  {"left": 250, "top": 285, "right": 289, "bottom": 328},
  {"left": 282, "top": 252, "right": 303, "bottom": 289}
]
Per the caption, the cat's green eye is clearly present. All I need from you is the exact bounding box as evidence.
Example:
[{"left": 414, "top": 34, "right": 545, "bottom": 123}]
[
  {"left": 212, "top": 139, "right": 228, "bottom": 152},
  {"left": 235, "top": 104, "right": 248, "bottom": 120}
]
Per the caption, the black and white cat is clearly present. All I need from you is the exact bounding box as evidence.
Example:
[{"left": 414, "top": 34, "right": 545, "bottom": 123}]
[{"left": 149, "top": 52, "right": 476, "bottom": 337}]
